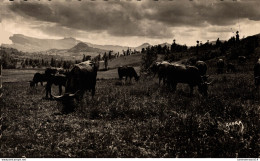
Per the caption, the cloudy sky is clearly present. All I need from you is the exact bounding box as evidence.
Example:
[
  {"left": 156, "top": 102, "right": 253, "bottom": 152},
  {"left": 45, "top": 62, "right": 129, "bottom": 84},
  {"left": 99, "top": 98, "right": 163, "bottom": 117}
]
[{"left": 1, "top": 0, "right": 260, "bottom": 47}]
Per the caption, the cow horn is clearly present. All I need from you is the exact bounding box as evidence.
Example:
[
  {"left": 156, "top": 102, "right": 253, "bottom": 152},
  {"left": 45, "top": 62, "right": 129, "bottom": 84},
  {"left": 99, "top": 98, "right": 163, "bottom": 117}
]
[
  {"left": 68, "top": 90, "right": 81, "bottom": 97},
  {"left": 205, "top": 80, "right": 214, "bottom": 85},
  {"left": 52, "top": 90, "right": 81, "bottom": 101},
  {"left": 51, "top": 94, "right": 64, "bottom": 100}
]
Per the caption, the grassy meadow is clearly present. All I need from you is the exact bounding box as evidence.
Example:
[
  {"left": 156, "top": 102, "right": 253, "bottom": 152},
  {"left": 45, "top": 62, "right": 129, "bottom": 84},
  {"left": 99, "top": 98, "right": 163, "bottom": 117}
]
[{"left": 0, "top": 63, "right": 259, "bottom": 158}]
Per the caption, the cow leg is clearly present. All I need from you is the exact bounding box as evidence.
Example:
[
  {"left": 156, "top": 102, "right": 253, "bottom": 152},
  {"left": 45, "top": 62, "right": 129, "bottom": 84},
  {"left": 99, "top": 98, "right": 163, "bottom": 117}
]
[
  {"left": 46, "top": 83, "right": 52, "bottom": 98},
  {"left": 173, "top": 82, "right": 177, "bottom": 91},
  {"left": 159, "top": 77, "right": 162, "bottom": 86},
  {"left": 162, "top": 77, "right": 165, "bottom": 86},
  {"left": 163, "top": 76, "right": 166, "bottom": 86},
  {"left": 59, "top": 85, "right": 62, "bottom": 95},
  {"left": 189, "top": 85, "right": 194, "bottom": 96},
  {"left": 129, "top": 77, "right": 132, "bottom": 84},
  {"left": 169, "top": 81, "right": 177, "bottom": 92},
  {"left": 41, "top": 82, "right": 43, "bottom": 86},
  {"left": 125, "top": 76, "right": 128, "bottom": 84},
  {"left": 91, "top": 88, "right": 95, "bottom": 98}
]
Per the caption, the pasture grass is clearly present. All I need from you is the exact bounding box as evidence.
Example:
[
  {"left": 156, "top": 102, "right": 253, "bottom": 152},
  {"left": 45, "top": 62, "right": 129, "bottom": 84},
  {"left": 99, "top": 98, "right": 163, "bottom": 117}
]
[{"left": 0, "top": 71, "right": 259, "bottom": 157}]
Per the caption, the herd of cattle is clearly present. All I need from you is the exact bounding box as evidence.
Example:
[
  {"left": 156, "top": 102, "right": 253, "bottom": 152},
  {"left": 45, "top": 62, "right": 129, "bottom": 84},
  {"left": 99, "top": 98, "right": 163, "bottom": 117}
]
[
  {"left": 30, "top": 61, "right": 98, "bottom": 101},
  {"left": 150, "top": 60, "right": 211, "bottom": 96},
  {"left": 29, "top": 57, "right": 260, "bottom": 105}
]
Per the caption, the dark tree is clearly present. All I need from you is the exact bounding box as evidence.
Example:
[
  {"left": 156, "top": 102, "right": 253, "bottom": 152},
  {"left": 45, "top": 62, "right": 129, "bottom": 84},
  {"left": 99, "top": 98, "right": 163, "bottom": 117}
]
[{"left": 236, "top": 31, "right": 240, "bottom": 42}]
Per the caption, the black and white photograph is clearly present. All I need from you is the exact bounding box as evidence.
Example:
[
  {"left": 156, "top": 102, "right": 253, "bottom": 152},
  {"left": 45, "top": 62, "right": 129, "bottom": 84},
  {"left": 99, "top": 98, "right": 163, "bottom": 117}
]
[{"left": 0, "top": 0, "right": 259, "bottom": 158}]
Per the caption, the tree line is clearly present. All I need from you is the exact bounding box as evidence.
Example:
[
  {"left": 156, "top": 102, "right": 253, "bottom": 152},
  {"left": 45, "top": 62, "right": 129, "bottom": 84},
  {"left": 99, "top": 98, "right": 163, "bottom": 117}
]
[{"left": 141, "top": 31, "right": 259, "bottom": 71}]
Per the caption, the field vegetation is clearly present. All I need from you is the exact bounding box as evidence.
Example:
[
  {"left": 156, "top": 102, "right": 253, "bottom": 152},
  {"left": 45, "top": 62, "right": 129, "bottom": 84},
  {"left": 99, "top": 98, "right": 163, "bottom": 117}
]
[{"left": 0, "top": 66, "right": 259, "bottom": 157}]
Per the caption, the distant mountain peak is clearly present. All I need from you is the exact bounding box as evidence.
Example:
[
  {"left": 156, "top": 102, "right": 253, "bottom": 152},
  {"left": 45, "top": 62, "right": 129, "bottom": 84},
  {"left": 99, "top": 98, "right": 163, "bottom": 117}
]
[
  {"left": 68, "top": 42, "right": 107, "bottom": 53},
  {"left": 62, "top": 37, "right": 77, "bottom": 41},
  {"left": 141, "top": 43, "right": 151, "bottom": 46},
  {"left": 77, "top": 42, "right": 88, "bottom": 46}
]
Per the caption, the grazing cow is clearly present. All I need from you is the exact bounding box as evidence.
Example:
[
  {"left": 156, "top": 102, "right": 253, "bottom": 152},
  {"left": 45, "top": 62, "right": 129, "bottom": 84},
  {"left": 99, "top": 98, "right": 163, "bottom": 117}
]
[
  {"left": 254, "top": 59, "right": 260, "bottom": 89},
  {"left": 118, "top": 66, "right": 139, "bottom": 84},
  {"left": 227, "top": 63, "right": 236, "bottom": 73},
  {"left": 157, "top": 61, "right": 171, "bottom": 85},
  {"left": 53, "top": 60, "right": 99, "bottom": 101},
  {"left": 238, "top": 56, "right": 246, "bottom": 64},
  {"left": 150, "top": 62, "right": 161, "bottom": 77},
  {"left": 217, "top": 59, "right": 224, "bottom": 74},
  {"left": 44, "top": 67, "right": 69, "bottom": 99},
  {"left": 45, "top": 74, "right": 67, "bottom": 99},
  {"left": 195, "top": 61, "right": 208, "bottom": 81},
  {"left": 30, "top": 72, "right": 47, "bottom": 87},
  {"left": 195, "top": 61, "right": 207, "bottom": 76},
  {"left": 167, "top": 64, "right": 211, "bottom": 96},
  {"left": 45, "top": 68, "right": 58, "bottom": 77}
]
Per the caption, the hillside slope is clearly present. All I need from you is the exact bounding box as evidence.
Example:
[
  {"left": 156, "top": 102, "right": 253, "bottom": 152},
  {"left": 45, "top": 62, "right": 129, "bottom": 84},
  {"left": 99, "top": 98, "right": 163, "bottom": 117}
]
[{"left": 107, "top": 53, "right": 143, "bottom": 69}]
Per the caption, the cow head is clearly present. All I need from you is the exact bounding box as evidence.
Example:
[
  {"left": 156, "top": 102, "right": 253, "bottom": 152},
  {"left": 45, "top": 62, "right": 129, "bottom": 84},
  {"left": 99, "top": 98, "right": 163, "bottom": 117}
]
[
  {"left": 198, "top": 83, "right": 208, "bottom": 96},
  {"left": 198, "top": 81, "right": 212, "bottom": 96},
  {"left": 29, "top": 81, "right": 35, "bottom": 87},
  {"left": 52, "top": 91, "right": 79, "bottom": 114}
]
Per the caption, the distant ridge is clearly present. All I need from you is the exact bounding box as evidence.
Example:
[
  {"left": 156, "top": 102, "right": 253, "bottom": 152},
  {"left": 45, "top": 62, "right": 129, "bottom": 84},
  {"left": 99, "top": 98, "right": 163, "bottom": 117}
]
[
  {"left": 2, "top": 34, "right": 81, "bottom": 52},
  {"left": 68, "top": 42, "right": 107, "bottom": 53}
]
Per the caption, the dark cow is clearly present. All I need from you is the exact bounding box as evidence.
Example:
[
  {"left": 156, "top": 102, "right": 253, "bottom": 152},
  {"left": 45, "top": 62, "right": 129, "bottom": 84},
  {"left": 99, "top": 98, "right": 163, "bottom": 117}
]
[
  {"left": 44, "top": 67, "right": 69, "bottom": 99},
  {"left": 30, "top": 72, "right": 47, "bottom": 87},
  {"left": 45, "top": 74, "right": 67, "bottom": 99},
  {"left": 53, "top": 60, "right": 99, "bottom": 101},
  {"left": 157, "top": 61, "right": 171, "bottom": 85},
  {"left": 195, "top": 61, "right": 208, "bottom": 81},
  {"left": 238, "top": 56, "right": 246, "bottom": 64},
  {"left": 227, "top": 63, "right": 236, "bottom": 73},
  {"left": 150, "top": 62, "right": 161, "bottom": 77},
  {"left": 195, "top": 61, "right": 207, "bottom": 76},
  {"left": 167, "top": 64, "right": 211, "bottom": 96},
  {"left": 118, "top": 66, "right": 139, "bottom": 84},
  {"left": 217, "top": 59, "right": 224, "bottom": 74},
  {"left": 254, "top": 59, "right": 260, "bottom": 89},
  {"left": 45, "top": 68, "right": 58, "bottom": 77}
]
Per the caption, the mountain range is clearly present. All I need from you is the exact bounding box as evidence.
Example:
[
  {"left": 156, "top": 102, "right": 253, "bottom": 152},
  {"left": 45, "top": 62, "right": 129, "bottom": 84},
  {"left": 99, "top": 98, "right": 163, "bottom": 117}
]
[{"left": 1, "top": 34, "right": 172, "bottom": 53}]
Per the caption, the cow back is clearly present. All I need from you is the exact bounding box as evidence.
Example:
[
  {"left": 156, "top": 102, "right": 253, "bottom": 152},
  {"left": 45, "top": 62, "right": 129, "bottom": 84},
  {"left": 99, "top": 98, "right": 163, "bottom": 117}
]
[
  {"left": 66, "top": 61, "right": 98, "bottom": 93},
  {"left": 168, "top": 64, "right": 202, "bottom": 85},
  {"left": 33, "top": 73, "right": 47, "bottom": 82}
]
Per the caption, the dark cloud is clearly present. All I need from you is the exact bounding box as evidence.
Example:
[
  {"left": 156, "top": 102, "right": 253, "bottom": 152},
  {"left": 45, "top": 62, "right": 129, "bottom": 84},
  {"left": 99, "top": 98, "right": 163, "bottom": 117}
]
[
  {"left": 4, "top": 0, "right": 260, "bottom": 39},
  {"left": 7, "top": 1, "right": 154, "bottom": 37},
  {"left": 9, "top": 2, "right": 58, "bottom": 22},
  {"left": 142, "top": 1, "right": 260, "bottom": 27},
  {"left": 207, "top": 27, "right": 232, "bottom": 33}
]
